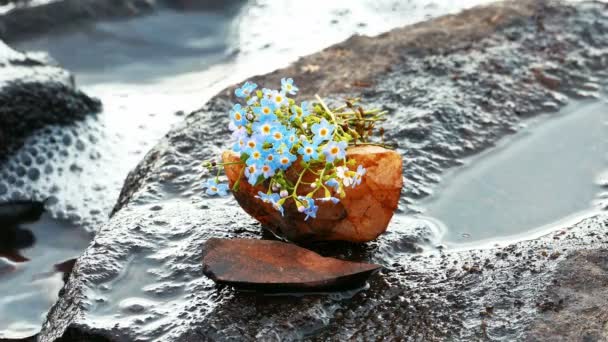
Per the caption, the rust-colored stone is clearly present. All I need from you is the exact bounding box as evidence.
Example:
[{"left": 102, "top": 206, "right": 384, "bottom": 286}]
[
  {"left": 222, "top": 145, "right": 403, "bottom": 242},
  {"left": 202, "top": 238, "right": 381, "bottom": 291}
]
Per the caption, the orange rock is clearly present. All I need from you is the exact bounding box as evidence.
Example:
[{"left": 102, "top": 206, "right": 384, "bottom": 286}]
[
  {"left": 202, "top": 238, "right": 381, "bottom": 291},
  {"left": 222, "top": 145, "right": 403, "bottom": 242}
]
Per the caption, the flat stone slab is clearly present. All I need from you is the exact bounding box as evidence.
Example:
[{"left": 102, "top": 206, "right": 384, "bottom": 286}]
[{"left": 202, "top": 238, "right": 381, "bottom": 292}]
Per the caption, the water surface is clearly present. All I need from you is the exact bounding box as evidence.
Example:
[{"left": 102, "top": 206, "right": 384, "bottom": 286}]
[
  {"left": 0, "top": 214, "right": 91, "bottom": 339},
  {"left": 419, "top": 101, "right": 607, "bottom": 248}
]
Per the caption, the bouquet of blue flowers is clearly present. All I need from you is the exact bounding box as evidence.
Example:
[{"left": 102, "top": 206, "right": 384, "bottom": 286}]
[{"left": 204, "top": 78, "right": 387, "bottom": 221}]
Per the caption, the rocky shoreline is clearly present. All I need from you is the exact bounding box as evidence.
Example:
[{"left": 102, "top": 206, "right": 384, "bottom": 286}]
[
  {"left": 0, "top": 41, "right": 100, "bottom": 162},
  {"left": 38, "top": 1, "right": 608, "bottom": 341}
]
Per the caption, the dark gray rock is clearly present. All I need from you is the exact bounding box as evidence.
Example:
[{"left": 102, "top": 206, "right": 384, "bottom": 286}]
[
  {"left": 0, "top": 0, "right": 247, "bottom": 43},
  {"left": 39, "top": 1, "right": 608, "bottom": 341},
  {"left": 0, "top": 41, "right": 101, "bottom": 161}
]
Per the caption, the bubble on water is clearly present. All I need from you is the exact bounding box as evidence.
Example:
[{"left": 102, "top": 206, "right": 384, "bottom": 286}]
[
  {"left": 15, "top": 166, "right": 26, "bottom": 177},
  {"left": 20, "top": 153, "right": 32, "bottom": 166},
  {"left": 75, "top": 139, "right": 86, "bottom": 151},
  {"left": 62, "top": 134, "right": 72, "bottom": 146},
  {"left": 27, "top": 168, "right": 40, "bottom": 181}
]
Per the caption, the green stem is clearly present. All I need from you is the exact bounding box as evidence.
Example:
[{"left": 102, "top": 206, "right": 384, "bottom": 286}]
[
  {"left": 290, "top": 166, "right": 309, "bottom": 197},
  {"left": 315, "top": 94, "right": 340, "bottom": 139}
]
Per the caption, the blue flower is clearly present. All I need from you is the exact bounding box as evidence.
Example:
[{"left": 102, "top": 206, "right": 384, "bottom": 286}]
[
  {"left": 235, "top": 81, "right": 257, "bottom": 98},
  {"left": 301, "top": 101, "right": 312, "bottom": 116},
  {"left": 260, "top": 164, "right": 276, "bottom": 179},
  {"left": 204, "top": 179, "right": 229, "bottom": 196},
  {"left": 281, "top": 77, "right": 299, "bottom": 95},
  {"left": 269, "top": 125, "right": 288, "bottom": 146},
  {"left": 232, "top": 135, "right": 247, "bottom": 153},
  {"left": 277, "top": 151, "right": 297, "bottom": 170},
  {"left": 353, "top": 165, "right": 367, "bottom": 187},
  {"left": 243, "top": 134, "right": 263, "bottom": 154},
  {"left": 325, "top": 178, "right": 340, "bottom": 191},
  {"left": 247, "top": 96, "right": 259, "bottom": 106},
  {"left": 262, "top": 88, "right": 274, "bottom": 101},
  {"left": 246, "top": 148, "right": 265, "bottom": 166},
  {"left": 263, "top": 150, "right": 279, "bottom": 169},
  {"left": 229, "top": 103, "right": 247, "bottom": 127},
  {"left": 245, "top": 164, "right": 262, "bottom": 185},
  {"left": 283, "top": 128, "right": 298, "bottom": 148},
  {"left": 311, "top": 119, "right": 335, "bottom": 144},
  {"left": 322, "top": 140, "right": 347, "bottom": 163},
  {"left": 252, "top": 121, "right": 276, "bottom": 139},
  {"left": 253, "top": 99, "right": 278, "bottom": 122},
  {"left": 256, "top": 191, "right": 284, "bottom": 216},
  {"left": 297, "top": 140, "right": 319, "bottom": 162},
  {"left": 317, "top": 197, "right": 340, "bottom": 204},
  {"left": 269, "top": 90, "right": 289, "bottom": 108},
  {"left": 298, "top": 196, "right": 318, "bottom": 220},
  {"left": 290, "top": 101, "right": 311, "bottom": 122}
]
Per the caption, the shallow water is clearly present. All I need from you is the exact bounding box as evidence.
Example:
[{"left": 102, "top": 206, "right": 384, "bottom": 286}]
[
  {"left": 417, "top": 101, "right": 608, "bottom": 249},
  {"left": 0, "top": 213, "right": 91, "bottom": 339}
]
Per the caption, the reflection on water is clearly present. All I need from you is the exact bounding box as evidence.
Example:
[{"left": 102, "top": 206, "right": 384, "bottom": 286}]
[
  {"left": 0, "top": 212, "right": 91, "bottom": 339},
  {"left": 419, "top": 101, "right": 608, "bottom": 248}
]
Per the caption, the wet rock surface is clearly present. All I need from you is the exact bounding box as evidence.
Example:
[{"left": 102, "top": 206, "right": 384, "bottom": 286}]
[
  {"left": 223, "top": 146, "right": 403, "bottom": 242},
  {"left": 202, "top": 238, "right": 381, "bottom": 292},
  {"left": 40, "top": 1, "right": 608, "bottom": 341},
  {"left": 0, "top": 40, "right": 100, "bottom": 161}
]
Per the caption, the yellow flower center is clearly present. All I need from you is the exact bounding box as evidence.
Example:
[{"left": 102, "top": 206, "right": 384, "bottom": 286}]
[
  {"left": 263, "top": 107, "right": 270, "bottom": 114},
  {"left": 320, "top": 128, "right": 327, "bottom": 136},
  {"left": 331, "top": 147, "right": 339, "bottom": 155},
  {"left": 281, "top": 158, "right": 289, "bottom": 164},
  {"left": 305, "top": 148, "right": 312, "bottom": 154},
  {"left": 276, "top": 96, "right": 283, "bottom": 103},
  {"left": 248, "top": 141, "right": 256, "bottom": 148},
  {"left": 274, "top": 133, "right": 282, "bottom": 139},
  {"left": 211, "top": 186, "right": 218, "bottom": 192},
  {"left": 263, "top": 126, "right": 271, "bottom": 134},
  {"left": 235, "top": 113, "right": 241, "bottom": 120}
]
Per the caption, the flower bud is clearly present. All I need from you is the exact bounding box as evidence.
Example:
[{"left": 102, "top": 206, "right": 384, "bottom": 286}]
[{"left": 280, "top": 190, "right": 288, "bottom": 198}]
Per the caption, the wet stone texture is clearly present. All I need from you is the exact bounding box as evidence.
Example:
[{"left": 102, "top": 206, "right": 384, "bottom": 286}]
[
  {"left": 40, "top": 1, "right": 608, "bottom": 341},
  {"left": 0, "top": 40, "right": 100, "bottom": 161}
]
